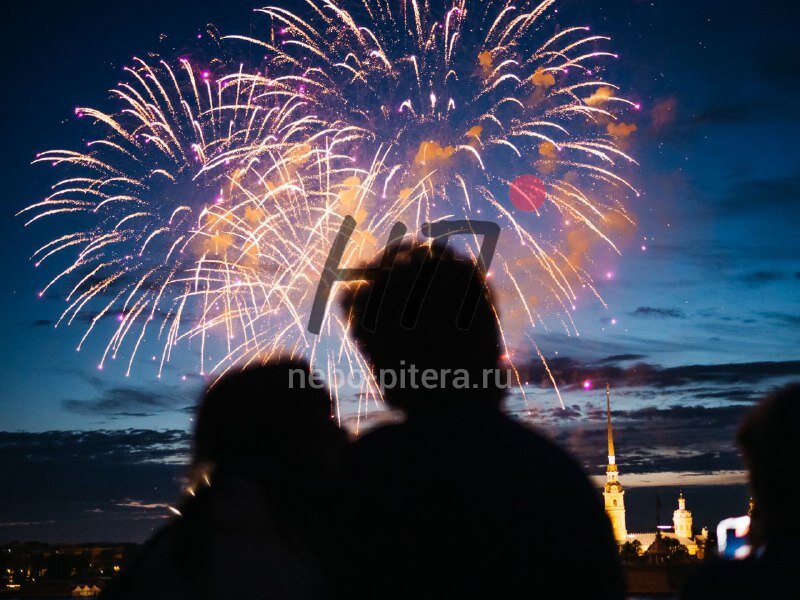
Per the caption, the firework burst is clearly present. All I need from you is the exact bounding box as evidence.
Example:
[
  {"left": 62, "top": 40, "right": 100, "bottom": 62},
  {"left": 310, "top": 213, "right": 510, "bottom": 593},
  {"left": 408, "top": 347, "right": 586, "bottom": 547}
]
[
  {"left": 226, "top": 0, "right": 640, "bottom": 401},
  {"left": 19, "top": 56, "right": 334, "bottom": 375},
  {"left": 23, "top": 0, "right": 639, "bottom": 415}
]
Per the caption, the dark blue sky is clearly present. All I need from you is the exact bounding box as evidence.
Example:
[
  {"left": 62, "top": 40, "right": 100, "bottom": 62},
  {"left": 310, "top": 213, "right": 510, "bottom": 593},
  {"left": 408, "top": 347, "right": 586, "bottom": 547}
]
[{"left": 0, "top": 0, "right": 798, "bottom": 541}]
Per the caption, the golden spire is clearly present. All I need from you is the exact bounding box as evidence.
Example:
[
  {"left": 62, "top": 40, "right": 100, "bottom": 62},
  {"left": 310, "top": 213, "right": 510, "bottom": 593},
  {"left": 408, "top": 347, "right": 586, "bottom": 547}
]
[
  {"left": 606, "top": 383, "right": 617, "bottom": 469},
  {"left": 603, "top": 382, "right": 626, "bottom": 543}
]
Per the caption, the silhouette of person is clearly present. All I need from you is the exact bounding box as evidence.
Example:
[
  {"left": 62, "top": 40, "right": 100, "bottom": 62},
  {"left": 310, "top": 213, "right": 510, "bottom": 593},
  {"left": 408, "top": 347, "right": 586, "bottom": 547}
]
[
  {"left": 681, "top": 383, "right": 800, "bottom": 599},
  {"left": 105, "top": 359, "right": 347, "bottom": 600},
  {"left": 337, "top": 243, "right": 625, "bottom": 599}
]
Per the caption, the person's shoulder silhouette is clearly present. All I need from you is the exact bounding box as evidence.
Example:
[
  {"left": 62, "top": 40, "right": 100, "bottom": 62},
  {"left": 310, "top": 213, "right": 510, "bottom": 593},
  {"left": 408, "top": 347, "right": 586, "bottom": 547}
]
[
  {"left": 338, "top": 242, "right": 625, "bottom": 599},
  {"left": 682, "top": 383, "right": 800, "bottom": 599},
  {"left": 106, "top": 359, "right": 347, "bottom": 600}
]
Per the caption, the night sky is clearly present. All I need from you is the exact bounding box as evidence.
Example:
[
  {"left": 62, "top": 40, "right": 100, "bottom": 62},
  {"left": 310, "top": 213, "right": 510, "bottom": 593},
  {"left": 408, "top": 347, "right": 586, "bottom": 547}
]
[{"left": 1, "top": 0, "right": 798, "bottom": 542}]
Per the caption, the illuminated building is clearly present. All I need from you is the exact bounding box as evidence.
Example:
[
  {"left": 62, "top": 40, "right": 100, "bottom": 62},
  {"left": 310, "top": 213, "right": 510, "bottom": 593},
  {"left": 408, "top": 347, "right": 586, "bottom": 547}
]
[
  {"left": 602, "top": 385, "right": 708, "bottom": 557},
  {"left": 603, "top": 383, "right": 628, "bottom": 543}
]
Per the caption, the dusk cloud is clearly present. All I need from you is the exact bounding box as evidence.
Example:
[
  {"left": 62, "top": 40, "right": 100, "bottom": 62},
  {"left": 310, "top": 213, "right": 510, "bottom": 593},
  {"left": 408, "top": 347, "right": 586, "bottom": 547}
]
[
  {"left": 741, "top": 270, "right": 795, "bottom": 284},
  {"left": 723, "top": 172, "right": 800, "bottom": 213},
  {"left": 61, "top": 380, "right": 194, "bottom": 419},
  {"left": 0, "top": 430, "right": 189, "bottom": 542},
  {"left": 632, "top": 307, "right": 686, "bottom": 319},
  {"left": 596, "top": 354, "right": 648, "bottom": 364},
  {"left": 517, "top": 356, "right": 800, "bottom": 392},
  {"left": 62, "top": 388, "right": 165, "bottom": 417}
]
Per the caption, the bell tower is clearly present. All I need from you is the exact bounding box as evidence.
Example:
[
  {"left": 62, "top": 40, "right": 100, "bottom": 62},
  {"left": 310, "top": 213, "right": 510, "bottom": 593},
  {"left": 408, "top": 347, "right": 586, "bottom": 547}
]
[
  {"left": 673, "top": 491, "right": 693, "bottom": 538},
  {"left": 603, "top": 384, "right": 627, "bottom": 543}
]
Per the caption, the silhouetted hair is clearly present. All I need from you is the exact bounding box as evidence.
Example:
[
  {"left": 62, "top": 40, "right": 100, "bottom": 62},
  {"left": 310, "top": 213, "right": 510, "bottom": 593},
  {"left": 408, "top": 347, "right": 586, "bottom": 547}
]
[
  {"left": 339, "top": 243, "right": 502, "bottom": 414},
  {"left": 737, "top": 383, "right": 800, "bottom": 540},
  {"left": 193, "top": 359, "right": 341, "bottom": 480},
  {"left": 172, "top": 359, "right": 345, "bottom": 582}
]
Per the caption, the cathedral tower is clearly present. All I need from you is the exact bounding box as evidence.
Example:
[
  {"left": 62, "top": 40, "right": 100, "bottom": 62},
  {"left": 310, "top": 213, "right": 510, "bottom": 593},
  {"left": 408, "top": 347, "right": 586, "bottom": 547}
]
[
  {"left": 673, "top": 491, "right": 693, "bottom": 538},
  {"left": 603, "top": 384, "right": 628, "bottom": 543}
]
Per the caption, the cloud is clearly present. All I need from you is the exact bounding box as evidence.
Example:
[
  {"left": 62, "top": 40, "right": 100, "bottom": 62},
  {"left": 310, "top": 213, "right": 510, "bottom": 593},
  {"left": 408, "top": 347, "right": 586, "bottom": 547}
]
[
  {"left": 722, "top": 172, "right": 800, "bottom": 214},
  {"left": 652, "top": 92, "right": 795, "bottom": 144},
  {"left": 0, "top": 520, "right": 55, "bottom": 527},
  {"left": 691, "top": 101, "right": 764, "bottom": 126},
  {"left": 741, "top": 270, "right": 790, "bottom": 284},
  {"left": 528, "top": 329, "right": 708, "bottom": 364},
  {"left": 689, "top": 388, "right": 760, "bottom": 403},
  {"left": 623, "top": 361, "right": 800, "bottom": 389},
  {"left": 596, "top": 354, "right": 648, "bottom": 364},
  {"left": 516, "top": 401, "right": 751, "bottom": 515},
  {"left": 60, "top": 378, "right": 194, "bottom": 419},
  {"left": 544, "top": 403, "right": 751, "bottom": 472},
  {"left": 115, "top": 499, "right": 171, "bottom": 511},
  {"left": 0, "top": 430, "right": 189, "bottom": 542},
  {"left": 551, "top": 405, "right": 582, "bottom": 419},
  {"left": 632, "top": 307, "right": 685, "bottom": 319},
  {"left": 758, "top": 311, "right": 800, "bottom": 327},
  {"left": 516, "top": 357, "right": 800, "bottom": 391},
  {"left": 621, "top": 404, "right": 745, "bottom": 424},
  {"left": 0, "top": 430, "right": 189, "bottom": 464},
  {"left": 62, "top": 387, "right": 165, "bottom": 417},
  {"left": 505, "top": 369, "right": 760, "bottom": 530}
]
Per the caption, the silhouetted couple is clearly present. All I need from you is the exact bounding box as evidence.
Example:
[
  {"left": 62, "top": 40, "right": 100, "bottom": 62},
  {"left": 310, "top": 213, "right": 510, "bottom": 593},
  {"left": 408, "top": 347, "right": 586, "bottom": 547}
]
[{"left": 107, "top": 243, "right": 625, "bottom": 599}]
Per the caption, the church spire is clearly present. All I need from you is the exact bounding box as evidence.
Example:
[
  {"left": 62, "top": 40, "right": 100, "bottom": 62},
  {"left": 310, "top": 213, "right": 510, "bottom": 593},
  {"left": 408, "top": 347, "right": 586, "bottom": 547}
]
[
  {"left": 603, "top": 383, "right": 627, "bottom": 543},
  {"left": 606, "top": 383, "right": 616, "bottom": 469}
]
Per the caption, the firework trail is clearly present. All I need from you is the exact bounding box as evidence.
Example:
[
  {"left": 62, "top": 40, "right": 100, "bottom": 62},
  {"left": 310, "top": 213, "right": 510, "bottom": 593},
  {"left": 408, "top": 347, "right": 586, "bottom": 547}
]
[{"left": 22, "top": 0, "right": 639, "bottom": 416}]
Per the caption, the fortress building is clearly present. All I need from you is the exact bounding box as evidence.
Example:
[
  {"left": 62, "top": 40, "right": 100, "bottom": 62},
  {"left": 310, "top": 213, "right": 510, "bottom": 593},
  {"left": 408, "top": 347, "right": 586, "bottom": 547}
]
[{"left": 602, "top": 385, "right": 708, "bottom": 557}]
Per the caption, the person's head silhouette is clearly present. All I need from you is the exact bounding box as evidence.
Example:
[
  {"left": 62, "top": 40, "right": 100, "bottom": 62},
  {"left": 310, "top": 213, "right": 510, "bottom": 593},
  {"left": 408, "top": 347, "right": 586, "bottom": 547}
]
[
  {"left": 129, "top": 359, "right": 348, "bottom": 595},
  {"left": 737, "top": 383, "right": 800, "bottom": 544},
  {"left": 339, "top": 242, "right": 504, "bottom": 418},
  {"left": 193, "top": 358, "right": 345, "bottom": 484}
]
